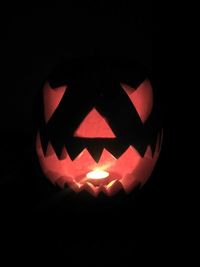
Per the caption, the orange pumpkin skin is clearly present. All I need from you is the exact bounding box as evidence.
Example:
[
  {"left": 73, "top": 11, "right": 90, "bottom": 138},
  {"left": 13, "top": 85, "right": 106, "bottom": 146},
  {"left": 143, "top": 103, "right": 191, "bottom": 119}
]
[{"left": 36, "top": 60, "right": 162, "bottom": 196}]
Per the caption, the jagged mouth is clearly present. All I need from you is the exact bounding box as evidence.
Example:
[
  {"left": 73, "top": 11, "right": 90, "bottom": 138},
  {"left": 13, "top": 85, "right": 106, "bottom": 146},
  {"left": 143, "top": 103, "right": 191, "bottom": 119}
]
[
  {"left": 36, "top": 131, "right": 161, "bottom": 196},
  {"left": 40, "top": 136, "right": 156, "bottom": 163}
]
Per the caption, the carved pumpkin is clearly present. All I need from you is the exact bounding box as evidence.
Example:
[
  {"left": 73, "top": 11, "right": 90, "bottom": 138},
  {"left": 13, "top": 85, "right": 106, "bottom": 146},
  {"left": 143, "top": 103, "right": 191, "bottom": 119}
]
[{"left": 35, "top": 59, "right": 162, "bottom": 196}]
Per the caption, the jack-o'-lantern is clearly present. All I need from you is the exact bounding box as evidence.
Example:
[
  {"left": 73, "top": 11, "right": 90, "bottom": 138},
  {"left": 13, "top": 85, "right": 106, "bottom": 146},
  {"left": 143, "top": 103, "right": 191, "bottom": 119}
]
[{"left": 35, "top": 59, "right": 162, "bottom": 196}]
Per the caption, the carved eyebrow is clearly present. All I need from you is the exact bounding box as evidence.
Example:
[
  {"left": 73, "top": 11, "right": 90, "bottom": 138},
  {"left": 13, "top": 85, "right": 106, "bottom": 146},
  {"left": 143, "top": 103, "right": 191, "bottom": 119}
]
[{"left": 121, "top": 80, "right": 153, "bottom": 123}]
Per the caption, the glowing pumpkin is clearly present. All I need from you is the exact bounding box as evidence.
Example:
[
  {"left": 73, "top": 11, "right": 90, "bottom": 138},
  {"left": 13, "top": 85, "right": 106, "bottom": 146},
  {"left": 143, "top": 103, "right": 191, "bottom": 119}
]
[{"left": 35, "top": 59, "right": 162, "bottom": 196}]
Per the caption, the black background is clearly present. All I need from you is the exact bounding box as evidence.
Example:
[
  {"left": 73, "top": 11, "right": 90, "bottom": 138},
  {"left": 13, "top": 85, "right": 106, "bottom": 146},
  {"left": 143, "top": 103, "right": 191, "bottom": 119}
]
[{"left": 0, "top": 3, "right": 185, "bottom": 265}]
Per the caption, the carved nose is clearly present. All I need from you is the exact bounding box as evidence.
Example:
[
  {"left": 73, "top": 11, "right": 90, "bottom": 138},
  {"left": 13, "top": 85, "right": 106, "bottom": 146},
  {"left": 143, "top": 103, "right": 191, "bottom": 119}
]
[{"left": 74, "top": 108, "right": 116, "bottom": 138}]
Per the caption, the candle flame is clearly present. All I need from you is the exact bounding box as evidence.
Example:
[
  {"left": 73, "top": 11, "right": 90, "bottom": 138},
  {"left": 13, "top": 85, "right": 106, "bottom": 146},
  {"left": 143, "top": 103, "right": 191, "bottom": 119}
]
[{"left": 86, "top": 169, "right": 109, "bottom": 180}]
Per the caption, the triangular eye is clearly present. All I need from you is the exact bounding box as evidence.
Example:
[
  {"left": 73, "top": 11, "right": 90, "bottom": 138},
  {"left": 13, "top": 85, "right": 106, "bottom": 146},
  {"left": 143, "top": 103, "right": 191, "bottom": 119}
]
[
  {"left": 74, "top": 108, "right": 116, "bottom": 138},
  {"left": 43, "top": 82, "right": 67, "bottom": 123},
  {"left": 121, "top": 80, "right": 153, "bottom": 123}
]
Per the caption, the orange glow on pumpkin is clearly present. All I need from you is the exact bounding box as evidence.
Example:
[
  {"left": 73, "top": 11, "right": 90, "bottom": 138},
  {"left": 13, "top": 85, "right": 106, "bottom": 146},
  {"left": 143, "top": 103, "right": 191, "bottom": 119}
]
[
  {"left": 36, "top": 131, "right": 161, "bottom": 196},
  {"left": 36, "top": 76, "right": 162, "bottom": 197}
]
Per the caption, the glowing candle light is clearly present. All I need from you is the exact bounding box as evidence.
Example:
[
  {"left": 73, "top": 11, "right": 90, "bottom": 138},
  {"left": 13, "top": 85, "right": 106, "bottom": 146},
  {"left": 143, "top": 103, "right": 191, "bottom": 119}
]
[
  {"left": 86, "top": 169, "right": 109, "bottom": 179},
  {"left": 86, "top": 169, "right": 109, "bottom": 185}
]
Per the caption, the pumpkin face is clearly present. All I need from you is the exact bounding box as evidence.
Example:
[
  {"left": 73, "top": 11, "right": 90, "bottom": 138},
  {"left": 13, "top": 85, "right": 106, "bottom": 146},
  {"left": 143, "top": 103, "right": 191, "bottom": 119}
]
[{"left": 35, "top": 59, "right": 162, "bottom": 196}]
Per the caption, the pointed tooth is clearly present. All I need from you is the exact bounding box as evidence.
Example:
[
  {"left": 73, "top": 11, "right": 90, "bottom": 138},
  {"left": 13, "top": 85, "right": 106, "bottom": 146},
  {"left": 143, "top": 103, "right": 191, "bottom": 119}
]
[
  {"left": 107, "top": 179, "right": 118, "bottom": 188},
  {"left": 50, "top": 138, "right": 63, "bottom": 159},
  {"left": 99, "top": 184, "right": 108, "bottom": 195},
  {"left": 105, "top": 142, "right": 128, "bottom": 159},
  {"left": 86, "top": 144, "right": 104, "bottom": 163},
  {"left": 133, "top": 141, "right": 147, "bottom": 157},
  {"left": 144, "top": 146, "right": 153, "bottom": 159},
  {"left": 69, "top": 180, "right": 82, "bottom": 193},
  {"left": 82, "top": 182, "right": 98, "bottom": 196},
  {"left": 105, "top": 179, "right": 123, "bottom": 196},
  {"left": 45, "top": 142, "right": 55, "bottom": 157},
  {"left": 65, "top": 142, "right": 85, "bottom": 160},
  {"left": 59, "top": 146, "right": 68, "bottom": 160}
]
